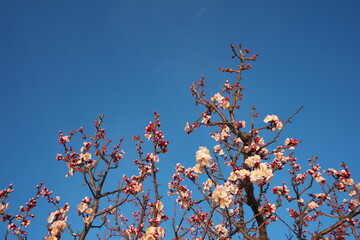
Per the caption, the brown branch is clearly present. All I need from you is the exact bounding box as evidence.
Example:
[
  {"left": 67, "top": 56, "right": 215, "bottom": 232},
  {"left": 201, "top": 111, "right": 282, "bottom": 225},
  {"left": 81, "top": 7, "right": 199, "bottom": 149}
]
[{"left": 313, "top": 208, "right": 360, "bottom": 240}]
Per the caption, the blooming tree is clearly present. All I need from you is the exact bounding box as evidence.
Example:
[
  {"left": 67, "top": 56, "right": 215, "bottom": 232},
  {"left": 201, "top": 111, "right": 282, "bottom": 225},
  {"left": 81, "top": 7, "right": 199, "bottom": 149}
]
[{"left": 1, "top": 44, "right": 359, "bottom": 240}]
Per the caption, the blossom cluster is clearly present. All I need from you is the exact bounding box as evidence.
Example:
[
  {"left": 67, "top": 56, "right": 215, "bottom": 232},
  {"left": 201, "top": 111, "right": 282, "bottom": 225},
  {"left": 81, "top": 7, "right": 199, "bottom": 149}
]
[
  {"left": 264, "top": 114, "right": 283, "bottom": 131},
  {"left": 2, "top": 44, "right": 359, "bottom": 240},
  {"left": 211, "top": 184, "right": 235, "bottom": 209},
  {"left": 1, "top": 182, "right": 64, "bottom": 238},
  {"left": 211, "top": 92, "right": 230, "bottom": 109},
  {"left": 46, "top": 204, "right": 69, "bottom": 240},
  {"left": 193, "top": 146, "right": 212, "bottom": 174},
  {"left": 77, "top": 197, "right": 93, "bottom": 224},
  {"left": 144, "top": 112, "right": 169, "bottom": 153},
  {"left": 168, "top": 44, "right": 360, "bottom": 240},
  {"left": 56, "top": 140, "right": 97, "bottom": 177},
  {"left": 142, "top": 226, "right": 165, "bottom": 240}
]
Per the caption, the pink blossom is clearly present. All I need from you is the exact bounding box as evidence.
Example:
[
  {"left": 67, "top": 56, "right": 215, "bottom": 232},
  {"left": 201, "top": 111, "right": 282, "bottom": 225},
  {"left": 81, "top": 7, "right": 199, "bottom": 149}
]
[
  {"left": 272, "top": 185, "right": 290, "bottom": 196},
  {"left": 236, "top": 120, "right": 246, "bottom": 129},
  {"left": 285, "top": 138, "right": 299, "bottom": 150},
  {"left": 59, "top": 135, "right": 70, "bottom": 144},
  {"left": 259, "top": 203, "right": 276, "bottom": 217}
]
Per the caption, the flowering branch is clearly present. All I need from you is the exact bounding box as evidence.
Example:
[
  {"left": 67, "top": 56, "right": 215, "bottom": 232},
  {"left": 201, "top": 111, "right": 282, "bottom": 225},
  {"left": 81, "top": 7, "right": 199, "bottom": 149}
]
[{"left": 2, "top": 43, "right": 359, "bottom": 240}]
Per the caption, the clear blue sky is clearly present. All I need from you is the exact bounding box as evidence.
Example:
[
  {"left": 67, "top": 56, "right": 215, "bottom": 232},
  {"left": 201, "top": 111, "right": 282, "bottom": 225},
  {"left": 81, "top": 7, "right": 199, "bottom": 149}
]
[{"left": 1, "top": 1, "right": 359, "bottom": 238}]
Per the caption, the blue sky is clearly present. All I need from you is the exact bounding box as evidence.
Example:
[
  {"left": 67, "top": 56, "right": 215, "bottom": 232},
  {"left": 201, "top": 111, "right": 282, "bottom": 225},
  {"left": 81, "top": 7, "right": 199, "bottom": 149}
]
[{"left": 1, "top": 0, "right": 360, "bottom": 238}]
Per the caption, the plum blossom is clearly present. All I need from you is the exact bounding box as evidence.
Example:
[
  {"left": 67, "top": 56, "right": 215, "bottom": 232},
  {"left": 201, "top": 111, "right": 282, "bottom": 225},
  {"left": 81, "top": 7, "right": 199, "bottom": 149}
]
[
  {"left": 142, "top": 226, "right": 165, "bottom": 239},
  {"left": 308, "top": 201, "right": 319, "bottom": 210},
  {"left": 214, "top": 145, "right": 224, "bottom": 155},
  {"left": 285, "top": 138, "right": 299, "bottom": 150},
  {"left": 184, "top": 122, "right": 198, "bottom": 134},
  {"left": 59, "top": 135, "right": 70, "bottom": 144},
  {"left": 131, "top": 181, "right": 143, "bottom": 193},
  {"left": 314, "top": 172, "right": 326, "bottom": 184},
  {"left": 250, "top": 170, "right": 266, "bottom": 185},
  {"left": 184, "top": 122, "right": 191, "bottom": 132},
  {"left": 147, "top": 153, "right": 159, "bottom": 163},
  {"left": 193, "top": 147, "right": 212, "bottom": 174},
  {"left": 77, "top": 202, "right": 88, "bottom": 213},
  {"left": 236, "top": 120, "right": 246, "bottom": 129},
  {"left": 244, "top": 136, "right": 265, "bottom": 153},
  {"left": 234, "top": 137, "right": 243, "bottom": 145},
  {"left": 221, "top": 100, "right": 230, "bottom": 109},
  {"left": 342, "top": 177, "right": 354, "bottom": 186},
  {"left": 215, "top": 223, "right": 228, "bottom": 238},
  {"left": 79, "top": 152, "right": 92, "bottom": 161},
  {"left": 272, "top": 185, "right": 290, "bottom": 196},
  {"left": 224, "top": 181, "right": 239, "bottom": 194},
  {"left": 212, "top": 184, "right": 234, "bottom": 209},
  {"left": 250, "top": 163, "right": 273, "bottom": 185},
  {"left": 49, "top": 220, "right": 67, "bottom": 237},
  {"left": 47, "top": 204, "right": 70, "bottom": 224},
  {"left": 228, "top": 171, "right": 238, "bottom": 181},
  {"left": 46, "top": 204, "right": 69, "bottom": 239},
  {"left": 192, "top": 164, "right": 204, "bottom": 175},
  {"left": 211, "top": 93, "right": 224, "bottom": 102},
  {"left": 245, "top": 155, "right": 261, "bottom": 168},
  {"left": 259, "top": 203, "right": 276, "bottom": 217},
  {"left": 313, "top": 193, "right": 329, "bottom": 200},
  {"left": 77, "top": 197, "right": 92, "bottom": 214},
  {"left": 145, "top": 133, "right": 152, "bottom": 140},
  {"left": 274, "top": 150, "right": 290, "bottom": 163},
  {"left": 0, "top": 202, "right": 9, "bottom": 214},
  {"left": 80, "top": 141, "right": 91, "bottom": 152},
  {"left": 211, "top": 133, "right": 221, "bottom": 142},
  {"left": 211, "top": 126, "right": 231, "bottom": 142},
  {"left": 85, "top": 160, "right": 97, "bottom": 170},
  {"left": 155, "top": 201, "right": 164, "bottom": 215},
  {"left": 237, "top": 169, "right": 251, "bottom": 179},
  {"left": 228, "top": 169, "right": 251, "bottom": 181},
  {"left": 195, "top": 147, "right": 211, "bottom": 162},
  {"left": 264, "top": 115, "right": 279, "bottom": 123},
  {"left": 264, "top": 114, "right": 283, "bottom": 131},
  {"left": 203, "top": 178, "right": 214, "bottom": 192},
  {"left": 83, "top": 216, "right": 94, "bottom": 224},
  {"left": 211, "top": 93, "right": 230, "bottom": 109},
  {"left": 221, "top": 126, "right": 230, "bottom": 139},
  {"left": 201, "top": 113, "right": 211, "bottom": 125}
]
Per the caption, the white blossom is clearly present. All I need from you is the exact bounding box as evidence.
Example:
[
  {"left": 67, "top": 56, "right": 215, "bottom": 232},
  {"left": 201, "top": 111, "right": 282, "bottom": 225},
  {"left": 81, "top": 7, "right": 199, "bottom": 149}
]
[{"left": 308, "top": 201, "right": 319, "bottom": 210}]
